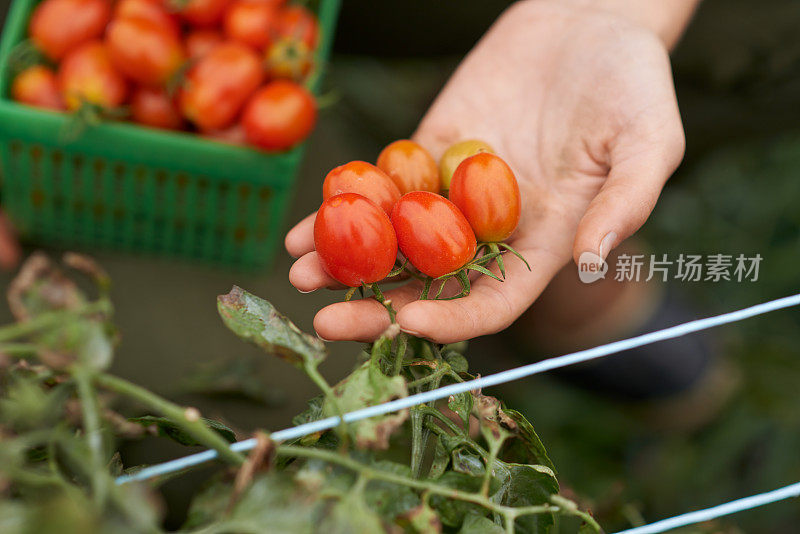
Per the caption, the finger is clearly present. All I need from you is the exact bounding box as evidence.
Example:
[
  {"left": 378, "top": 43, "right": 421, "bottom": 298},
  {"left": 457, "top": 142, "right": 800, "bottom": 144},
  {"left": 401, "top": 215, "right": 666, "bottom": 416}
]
[
  {"left": 396, "top": 248, "right": 566, "bottom": 344},
  {"left": 284, "top": 212, "right": 316, "bottom": 258},
  {"left": 288, "top": 251, "right": 346, "bottom": 292},
  {"left": 314, "top": 283, "right": 423, "bottom": 342}
]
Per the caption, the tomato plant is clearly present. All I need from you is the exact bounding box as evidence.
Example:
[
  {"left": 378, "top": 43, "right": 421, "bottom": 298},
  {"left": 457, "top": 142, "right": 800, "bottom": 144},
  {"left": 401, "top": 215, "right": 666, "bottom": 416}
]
[
  {"left": 11, "top": 65, "right": 65, "bottom": 110},
  {"left": 273, "top": 5, "right": 318, "bottom": 49},
  {"left": 58, "top": 41, "right": 128, "bottom": 111},
  {"left": 376, "top": 139, "right": 440, "bottom": 194},
  {"left": 179, "top": 42, "right": 264, "bottom": 131},
  {"left": 130, "top": 86, "right": 183, "bottom": 129},
  {"left": 114, "top": 0, "right": 180, "bottom": 35},
  {"left": 177, "top": 0, "right": 232, "bottom": 27},
  {"left": 106, "top": 16, "right": 185, "bottom": 86},
  {"left": 223, "top": 0, "right": 279, "bottom": 49},
  {"left": 391, "top": 190, "right": 477, "bottom": 278},
  {"left": 28, "top": 0, "right": 111, "bottom": 60},
  {"left": 313, "top": 193, "right": 398, "bottom": 287},
  {"left": 322, "top": 160, "right": 401, "bottom": 215},
  {"left": 241, "top": 80, "right": 316, "bottom": 150},
  {"left": 449, "top": 152, "right": 521, "bottom": 242},
  {"left": 265, "top": 37, "right": 312, "bottom": 81},
  {"left": 185, "top": 29, "right": 223, "bottom": 59},
  {"left": 439, "top": 138, "right": 494, "bottom": 190}
]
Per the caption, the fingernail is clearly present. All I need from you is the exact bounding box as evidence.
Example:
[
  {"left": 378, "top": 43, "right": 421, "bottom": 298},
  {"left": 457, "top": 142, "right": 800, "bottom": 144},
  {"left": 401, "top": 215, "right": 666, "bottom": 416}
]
[
  {"left": 598, "top": 232, "right": 617, "bottom": 261},
  {"left": 400, "top": 327, "right": 422, "bottom": 337},
  {"left": 297, "top": 288, "right": 315, "bottom": 294},
  {"left": 316, "top": 333, "right": 332, "bottom": 342}
]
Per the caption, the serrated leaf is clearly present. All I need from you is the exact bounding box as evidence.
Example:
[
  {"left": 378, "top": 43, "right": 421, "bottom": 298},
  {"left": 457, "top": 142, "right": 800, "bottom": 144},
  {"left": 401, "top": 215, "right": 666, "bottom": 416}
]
[
  {"left": 217, "top": 286, "right": 326, "bottom": 369},
  {"left": 323, "top": 361, "right": 408, "bottom": 449},
  {"left": 128, "top": 415, "right": 236, "bottom": 446},
  {"left": 492, "top": 463, "right": 559, "bottom": 534}
]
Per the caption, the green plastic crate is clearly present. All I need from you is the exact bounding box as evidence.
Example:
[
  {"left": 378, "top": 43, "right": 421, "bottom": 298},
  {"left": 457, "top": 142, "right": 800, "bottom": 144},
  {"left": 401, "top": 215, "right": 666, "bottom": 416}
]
[{"left": 0, "top": 0, "right": 339, "bottom": 268}]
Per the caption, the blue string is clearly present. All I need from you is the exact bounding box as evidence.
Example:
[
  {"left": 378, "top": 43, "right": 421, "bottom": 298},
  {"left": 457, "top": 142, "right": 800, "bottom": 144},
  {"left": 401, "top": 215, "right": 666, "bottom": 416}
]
[
  {"left": 613, "top": 481, "right": 800, "bottom": 534},
  {"left": 115, "top": 292, "right": 800, "bottom": 486}
]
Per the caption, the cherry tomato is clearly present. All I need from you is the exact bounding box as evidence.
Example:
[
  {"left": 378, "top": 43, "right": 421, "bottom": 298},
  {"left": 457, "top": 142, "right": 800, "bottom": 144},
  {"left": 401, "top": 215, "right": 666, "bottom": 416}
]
[
  {"left": 391, "top": 191, "right": 476, "bottom": 278},
  {"left": 11, "top": 65, "right": 65, "bottom": 111},
  {"left": 274, "top": 5, "right": 318, "bottom": 49},
  {"left": 376, "top": 139, "right": 439, "bottom": 195},
  {"left": 241, "top": 80, "right": 316, "bottom": 151},
  {"left": 449, "top": 153, "right": 521, "bottom": 242},
  {"left": 106, "top": 16, "right": 185, "bottom": 86},
  {"left": 439, "top": 139, "right": 494, "bottom": 190},
  {"left": 58, "top": 41, "right": 128, "bottom": 110},
  {"left": 29, "top": 0, "right": 111, "bottom": 61},
  {"left": 130, "top": 86, "right": 183, "bottom": 129},
  {"left": 178, "top": 0, "right": 231, "bottom": 27},
  {"left": 179, "top": 42, "right": 264, "bottom": 131},
  {"left": 314, "top": 193, "right": 398, "bottom": 287},
  {"left": 265, "top": 37, "right": 312, "bottom": 81},
  {"left": 322, "top": 161, "right": 401, "bottom": 215},
  {"left": 185, "top": 29, "right": 223, "bottom": 59},
  {"left": 114, "top": 0, "right": 179, "bottom": 35},
  {"left": 223, "top": 0, "right": 279, "bottom": 49}
]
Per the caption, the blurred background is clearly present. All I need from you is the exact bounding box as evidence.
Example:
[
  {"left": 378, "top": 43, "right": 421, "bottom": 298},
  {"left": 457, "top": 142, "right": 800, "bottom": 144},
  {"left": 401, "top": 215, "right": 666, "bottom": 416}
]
[{"left": 1, "top": 0, "right": 800, "bottom": 532}]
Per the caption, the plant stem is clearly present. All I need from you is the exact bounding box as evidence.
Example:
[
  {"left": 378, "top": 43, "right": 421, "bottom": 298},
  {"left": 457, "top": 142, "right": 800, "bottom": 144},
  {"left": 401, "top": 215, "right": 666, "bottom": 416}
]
[
  {"left": 392, "top": 333, "right": 408, "bottom": 376},
  {"left": 95, "top": 373, "right": 245, "bottom": 466},
  {"left": 0, "top": 342, "right": 39, "bottom": 356},
  {"left": 0, "top": 300, "right": 110, "bottom": 343},
  {"left": 368, "top": 283, "right": 396, "bottom": 322},
  {"left": 481, "top": 437, "right": 503, "bottom": 497},
  {"left": 276, "top": 445, "right": 556, "bottom": 519},
  {"left": 74, "top": 367, "right": 109, "bottom": 507},
  {"left": 405, "top": 365, "right": 449, "bottom": 390}
]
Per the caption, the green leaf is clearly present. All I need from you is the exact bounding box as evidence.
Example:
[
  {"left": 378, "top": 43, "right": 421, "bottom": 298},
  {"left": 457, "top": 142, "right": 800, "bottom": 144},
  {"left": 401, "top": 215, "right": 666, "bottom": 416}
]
[
  {"left": 500, "top": 409, "right": 555, "bottom": 472},
  {"left": 428, "top": 472, "right": 484, "bottom": 527},
  {"left": 448, "top": 391, "right": 473, "bottom": 428},
  {"left": 323, "top": 360, "right": 408, "bottom": 449},
  {"left": 320, "top": 492, "right": 386, "bottom": 534},
  {"left": 493, "top": 463, "right": 559, "bottom": 534},
  {"left": 128, "top": 415, "right": 237, "bottom": 446},
  {"left": 444, "top": 351, "right": 469, "bottom": 374},
  {"left": 427, "top": 437, "right": 450, "bottom": 479},
  {"left": 217, "top": 286, "right": 327, "bottom": 369},
  {"left": 458, "top": 513, "right": 505, "bottom": 534},
  {"left": 451, "top": 447, "right": 485, "bottom": 477}
]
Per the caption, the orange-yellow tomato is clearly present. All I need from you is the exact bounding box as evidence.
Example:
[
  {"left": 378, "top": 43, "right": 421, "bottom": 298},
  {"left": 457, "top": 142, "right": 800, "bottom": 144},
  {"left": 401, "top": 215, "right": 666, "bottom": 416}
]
[
  {"left": 11, "top": 65, "right": 65, "bottom": 110},
  {"left": 439, "top": 139, "right": 494, "bottom": 190},
  {"left": 376, "top": 139, "right": 439, "bottom": 194}
]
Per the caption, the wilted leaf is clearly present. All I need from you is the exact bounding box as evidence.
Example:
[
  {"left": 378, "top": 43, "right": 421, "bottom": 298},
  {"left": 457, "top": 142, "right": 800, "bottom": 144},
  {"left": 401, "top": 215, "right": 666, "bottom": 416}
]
[
  {"left": 404, "top": 502, "right": 442, "bottom": 533},
  {"left": 451, "top": 448, "right": 485, "bottom": 477},
  {"left": 428, "top": 472, "right": 484, "bottom": 527},
  {"left": 448, "top": 392, "right": 473, "bottom": 428},
  {"left": 471, "top": 392, "right": 513, "bottom": 448},
  {"left": 128, "top": 415, "right": 236, "bottom": 446},
  {"left": 500, "top": 409, "right": 554, "bottom": 472},
  {"left": 7, "top": 253, "right": 85, "bottom": 321},
  {"left": 428, "top": 438, "right": 450, "bottom": 479},
  {"left": 217, "top": 286, "right": 326, "bottom": 369},
  {"left": 458, "top": 513, "right": 505, "bottom": 534},
  {"left": 323, "top": 361, "right": 408, "bottom": 450}
]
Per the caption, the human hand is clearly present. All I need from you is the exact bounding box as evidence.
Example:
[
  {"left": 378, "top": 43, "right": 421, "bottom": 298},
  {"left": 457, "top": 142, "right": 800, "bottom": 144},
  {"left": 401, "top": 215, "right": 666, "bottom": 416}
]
[{"left": 285, "top": 0, "right": 685, "bottom": 343}]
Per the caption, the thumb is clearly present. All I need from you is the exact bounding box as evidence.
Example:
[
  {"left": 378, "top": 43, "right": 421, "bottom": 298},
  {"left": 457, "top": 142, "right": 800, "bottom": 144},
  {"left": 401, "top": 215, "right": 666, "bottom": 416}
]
[{"left": 573, "top": 138, "right": 684, "bottom": 265}]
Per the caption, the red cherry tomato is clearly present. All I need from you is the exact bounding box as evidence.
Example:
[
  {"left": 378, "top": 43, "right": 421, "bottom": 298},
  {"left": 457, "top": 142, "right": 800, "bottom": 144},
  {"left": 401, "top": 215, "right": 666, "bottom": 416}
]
[
  {"left": 204, "top": 123, "right": 247, "bottom": 145},
  {"left": 130, "top": 86, "right": 183, "bottom": 129},
  {"left": 29, "top": 0, "right": 111, "bottom": 61},
  {"left": 114, "top": 0, "right": 179, "bottom": 35},
  {"left": 274, "top": 5, "right": 318, "bottom": 49},
  {"left": 179, "top": 42, "right": 264, "bottom": 131},
  {"left": 178, "top": 0, "right": 231, "bottom": 27},
  {"left": 58, "top": 41, "right": 128, "bottom": 110},
  {"left": 265, "top": 37, "right": 312, "bottom": 81},
  {"left": 241, "top": 80, "right": 316, "bottom": 151},
  {"left": 322, "top": 161, "right": 401, "bottom": 215},
  {"left": 185, "top": 29, "right": 223, "bottom": 59},
  {"left": 314, "top": 193, "right": 398, "bottom": 287},
  {"left": 11, "top": 65, "right": 65, "bottom": 111},
  {"left": 223, "top": 0, "right": 279, "bottom": 49},
  {"left": 106, "top": 16, "right": 185, "bottom": 86},
  {"left": 391, "top": 191, "right": 477, "bottom": 278},
  {"left": 376, "top": 139, "right": 440, "bottom": 195},
  {"left": 449, "top": 153, "right": 521, "bottom": 242}
]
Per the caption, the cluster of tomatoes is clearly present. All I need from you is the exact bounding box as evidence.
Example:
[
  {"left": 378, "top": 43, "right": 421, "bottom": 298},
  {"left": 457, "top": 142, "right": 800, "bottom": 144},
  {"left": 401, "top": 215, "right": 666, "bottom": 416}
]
[
  {"left": 10, "top": 0, "right": 320, "bottom": 150},
  {"left": 314, "top": 139, "right": 525, "bottom": 297}
]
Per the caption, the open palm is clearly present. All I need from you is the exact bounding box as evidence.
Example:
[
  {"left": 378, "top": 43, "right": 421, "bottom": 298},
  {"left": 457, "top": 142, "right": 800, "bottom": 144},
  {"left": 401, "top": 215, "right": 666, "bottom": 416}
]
[{"left": 286, "top": 0, "right": 685, "bottom": 344}]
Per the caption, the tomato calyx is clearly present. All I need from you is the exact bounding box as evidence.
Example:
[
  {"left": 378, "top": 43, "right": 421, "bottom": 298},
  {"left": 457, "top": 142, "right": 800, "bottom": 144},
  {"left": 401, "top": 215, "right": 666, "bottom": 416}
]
[
  {"left": 475, "top": 242, "right": 531, "bottom": 279},
  {"left": 60, "top": 100, "right": 129, "bottom": 141}
]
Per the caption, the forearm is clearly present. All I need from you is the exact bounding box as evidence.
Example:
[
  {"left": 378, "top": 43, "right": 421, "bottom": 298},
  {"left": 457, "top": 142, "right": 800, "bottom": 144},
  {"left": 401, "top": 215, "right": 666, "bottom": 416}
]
[{"left": 570, "top": 0, "right": 701, "bottom": 50}]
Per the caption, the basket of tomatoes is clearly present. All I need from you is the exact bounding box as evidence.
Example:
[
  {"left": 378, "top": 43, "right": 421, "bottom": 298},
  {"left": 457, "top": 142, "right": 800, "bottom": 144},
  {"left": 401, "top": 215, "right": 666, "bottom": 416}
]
[{"left": 0, "top": 0, "right": 339, "bottom": 268}]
